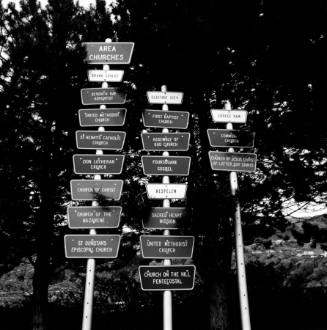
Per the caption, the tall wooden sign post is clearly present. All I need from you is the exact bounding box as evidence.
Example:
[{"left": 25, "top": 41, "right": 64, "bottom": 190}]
[
  {"left": 208, "top": 102, "right": 254, "bottom": 330},
  {"left": 140, "top": 86, "right": 195, "bottom": 330},
  {"left": 65, "top": 39, "right": 134, "bottom": 330}
]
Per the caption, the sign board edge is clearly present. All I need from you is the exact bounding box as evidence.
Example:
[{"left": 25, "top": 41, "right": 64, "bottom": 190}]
[
  {"left": 67, "top": 206, "right": 122, "bottom": 229},
  {"left": 64, "top": 234, "right": 121, "bottom": 258},
  {"left": 78, "top": 108, "right": 127, "bottom": 127},
  {"left": 138, "top": 265, "right": 196, "bottom": 291},
  {"left": 75, "top": 131, "right": 126, "bottom": 150}
]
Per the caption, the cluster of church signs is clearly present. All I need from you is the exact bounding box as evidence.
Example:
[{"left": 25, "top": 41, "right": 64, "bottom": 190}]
[{"left": 64, "top": 41, "right": 256, "bottom": 297}]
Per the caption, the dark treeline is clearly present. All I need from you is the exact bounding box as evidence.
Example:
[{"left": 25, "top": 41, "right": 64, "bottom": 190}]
[{"left": 0, "top": 0, "right": 326, "bottom": 329}]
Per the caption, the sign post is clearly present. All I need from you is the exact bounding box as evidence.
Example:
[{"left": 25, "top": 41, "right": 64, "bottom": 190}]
[
  {"left": 80, "top": 87, "right": 126, "bottom": 105},
  {"left": 142, "top": 109, "right": 189, "bottom": 129},
  {"left": 78, "top": 108, "right": 126, "bottom": 127},
  {"left": 69, "top": 38, "right": 134, "bottom": 330},
  {"left": 207, "top": 129, "right": 254, "bottom": 148},
  {"left": 142, "top": 156, "right": 191, "bottom": 176},
  {"left": 161, "top": 86, "right": 173, "bottom": 330},
  {"left": 67, "top": 206, "right": 121, "bottom": 228},
  {"left": 223, "top": 102, "right": 252, "bottom": 330},
  {"left": 83, "top": 42, "right": 134, "bottom": 64},
  {"left": 141, "top": 132, "right": 190, "bottom": 151},
  {"left": 141, "top": 85, "right": 193, "bottom": 330},
  {"left": 76, "top": 130, "right": 126, "bottom": 150}
]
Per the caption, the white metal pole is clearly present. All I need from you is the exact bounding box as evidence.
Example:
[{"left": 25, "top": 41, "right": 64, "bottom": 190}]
[
  {"left": 82, "top": 132, "right": 105, "bottom": 330},
  {"left": 225, "top": 101, "right": 251, "bottom": 330},
  {"left": 161, "top": 85, "right": 173, "bottom": 330},
  {"left": 82, "top": 39, "right": 112, "bottom": 330},
  {"left": 163, "top": 182, "right": 172, "bottom": 330},
  {"left": 82, "top": 228, "right": 96, "bottom": 330}
]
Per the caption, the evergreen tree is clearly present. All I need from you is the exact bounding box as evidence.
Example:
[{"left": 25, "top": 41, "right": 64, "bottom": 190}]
[
  {"left": 0, "top": 0, "right": 115, "bottom": 328},
  {"left": 0, "top": 0, "right": 325, "bottom": 329},
  {"left": 112, "top": 0, "right": 326, "bottom": 328}
]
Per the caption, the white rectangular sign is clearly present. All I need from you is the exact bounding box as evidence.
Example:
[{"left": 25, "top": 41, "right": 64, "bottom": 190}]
[
  {"left": 147, "top": 91, "right": 183, "bottom": 104},
  {"left": 210, "top": 109, "right": 248, "bottom": 124},
  {"left": 146, "top": 183, "right": 187, "bottom": 199},
  {"left": 87, "top": 70, "right": 124, "bottom": 82}
]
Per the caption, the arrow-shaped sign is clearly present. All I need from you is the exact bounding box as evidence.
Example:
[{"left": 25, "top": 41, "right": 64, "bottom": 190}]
[
  {"left": 78, "top": 108, "right": 126, "bottom": 127},
  {"left": 76, "top": 131, "right": 126, "bottom": 150},
  {"left": 142, "top": 109, "right": 189, "bottom": 129},
  {"left": 70, "top": 180, "right": 123, "bottom": 201},
  {"left": 81, "top": 88, "right": 126, "bottom": 105},
  {"left": 83, "top": 42, "right": 134, "bottom": 64}
]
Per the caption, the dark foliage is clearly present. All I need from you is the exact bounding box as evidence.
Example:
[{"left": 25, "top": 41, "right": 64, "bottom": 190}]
[{"left": 0, "top": 0, "right": 326, "bottom": 329}]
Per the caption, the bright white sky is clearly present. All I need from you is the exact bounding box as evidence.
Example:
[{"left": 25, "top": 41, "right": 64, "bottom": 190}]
[
  {"left": 2, "top": 0, "right": 113, "bottom": 9},
  {"left": 282, "top": 200, "right": 327, "bottom": 219}
]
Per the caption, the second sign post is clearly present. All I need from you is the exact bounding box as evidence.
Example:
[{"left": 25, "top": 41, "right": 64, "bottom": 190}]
[
  {"left": 140, "top": 86, "right": 195, "bottom": 329},
  {"left": 208, "top": 102, "right": 255, "bottom": 330}
]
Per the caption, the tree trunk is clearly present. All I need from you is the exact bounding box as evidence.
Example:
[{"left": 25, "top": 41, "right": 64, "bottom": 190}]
[
  {"left": 32, "top": 252, "right": 49, "bottom": 330},
  {"left": 189, "top": 90, "right": 233, "bottom": 330},
  {"left": 208, "top": 281, "right": 230, "bottom": 330},
  {"left": 201, "top": 228, "right": 232, "bottom": 330},
  {"left": 32, "top": 169, "right": 54, "bottom": 330}
]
